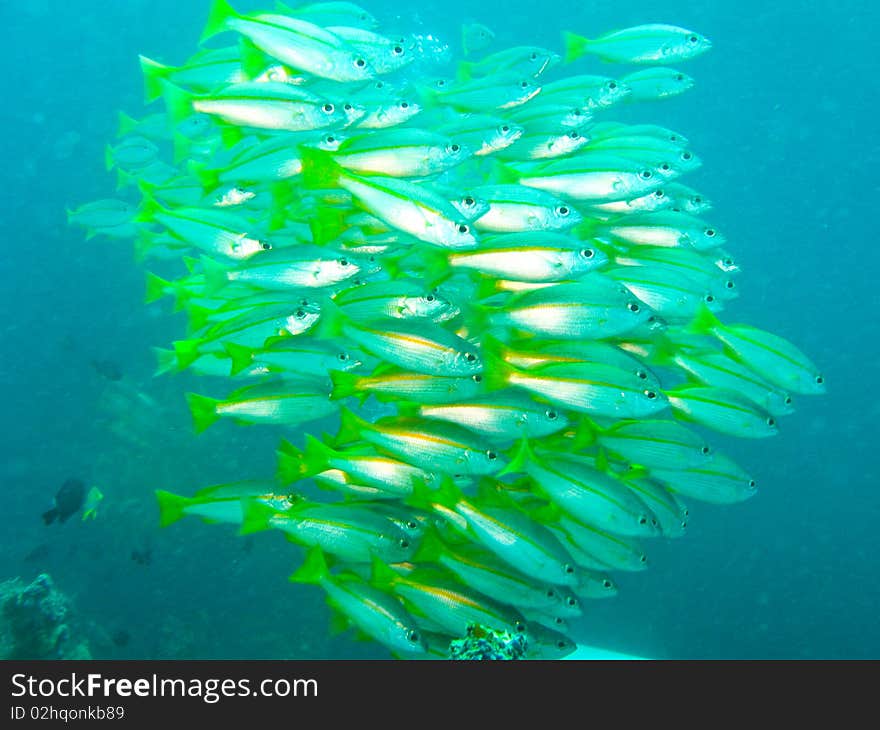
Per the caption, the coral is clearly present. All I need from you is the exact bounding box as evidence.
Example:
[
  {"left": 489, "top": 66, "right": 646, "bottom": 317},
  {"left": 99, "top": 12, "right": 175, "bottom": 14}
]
[{"left": 0, "top": 573, "right": 92, "bottom": 659}]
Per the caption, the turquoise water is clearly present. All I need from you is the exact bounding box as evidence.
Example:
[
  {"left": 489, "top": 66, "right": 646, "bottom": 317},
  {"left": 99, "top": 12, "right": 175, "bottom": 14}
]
[{"left": 0, "top": 0, "right": 876, "bottom": 658}]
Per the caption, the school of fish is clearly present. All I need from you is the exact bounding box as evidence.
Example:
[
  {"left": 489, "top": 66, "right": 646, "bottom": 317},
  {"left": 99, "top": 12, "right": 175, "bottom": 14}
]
[{"left": 68, "top": 0, "right": 825, "bottom": 658}]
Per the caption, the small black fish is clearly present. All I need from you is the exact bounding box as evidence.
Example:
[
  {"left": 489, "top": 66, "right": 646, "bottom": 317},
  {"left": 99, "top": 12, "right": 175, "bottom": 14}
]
[
  {"left": 91, "top": 359, "right": 123, "bottom": 382},
  {"left": 42, "top": 478, "right": 86, "bottom": 525},
  {"left": 131, "top": 548, "right": 152, "bottom": 566}
]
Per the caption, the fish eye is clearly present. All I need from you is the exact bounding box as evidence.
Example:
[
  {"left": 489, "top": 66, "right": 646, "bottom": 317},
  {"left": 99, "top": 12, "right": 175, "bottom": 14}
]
[
  {"left": 501, "top": 125, "right": 510, "bottom": 133},
  {"left": 682, "top": 151, "right": 693, "bottom": 161},
  {"left": 458, "top": 223, "right": 470, "bottom": 234},
  {"left": 557, "top": 205, "right": 570, "bottom": 216},
  {"left": 654, "top": 189, "right": 665, "bottom": 198},
  {"left": 340, "top": 258, "right": 349, "bottom": 266},
  {"left": 465, "top": 352, "right": 477, "bottom": 362},
  {"left": 520, "top": 81, "right": 529, "bottom": 88},
  {"left": 463, "top": 196, "right": 475, "bottom": 207},
  {"left": 580, "top": 248, "right": 595, "bottom": 259},
  {"left": 449, "top": 143, "right": 461, "bottom": 153},
  {"left": 486, "top": 450, "right": 498, "bottom": 460},
  {"left": 322, "top": 103, "right": 335, "bottom": 114},
  {"left": 530, "top": 52, "right": 538, "bottom": 60},
  {"left": 815, "top": 375, "right": 824, "bottom": 384},
  {"left": 627, "top": 302, "right": 640, "bottom": 312},
  {"left": 338, "top": 353, "right": 349, "bottom": 361},
  {"left": 564, "top": 564, "right": 575, "bottom": 575},
  {"left": 355, "top": 58, "right": 367, "bottom": 68},
  {"left": 644, "top": 390, "right": 658, "bottom": 399},
  {"left": 393, "top": 45, "right": 404, "bottom": 55},
  {"left": 472, "top": 374, "right": 483, "bottom": 383},
  {"left": 726, "top": 280, "right": 735, "bottom": 289},
  {"left": 640, "top": 554, "right": 648, "bottom": 563},
  {"left": 406, "top": 520, "right": 418, "bottom": 530},
  {"left": 676, "top": 74, "right": 685, "bottom": 81},
  {"left": 603, "top": 579, "right": 613, "bottom": 588},
  {"left": 660, "top": 163, "right": 671, "bottom": 171},
  {"left": 325, "top": 135, "right": 336, "bottom": 143},
  {"left": 636, "top": 370, "right": 648, "bottom": 380},
  {"left": 514, "top": 621, "right": 527, "bottom": 634},
  {"left": 784, "top": 395, "right": 793, "bottom": 405},
  {"left": 295, "top": 309, "right": 306, "bottom": 319},
  {"left": 705, "top": 228, "right": 716, "bottom": 237},
  {"left": 375, "top": 81, "right": 384, "bottom": 88},
  {"left": 426, "top": 294, "right": 436, "bottom": 302},
  {"left": 689, "top": 35, "right": 699, "bottom": 43},
  {"left": 767, "top": 417, "right": 776, "bottom": 427},
  {"left": 546, "top": 588, "right": 556, "bottom": 598},
  {"left": 399, "top": 538, "right": 410, "bottom": 549},
  {"left": 260, "top": 241, "right": 272, "bottom": 251},
  {"left": 344, "top": 103, "right": 353, "bottom": 111},
  {"left": 748, "top": 479, "right": 757, "bottom": 489},
  {"left": 407, "top": 630, "right": 420, "bottom": 643},
  {"left": 556, "top": 640, "right": 567, "bottom": 650},
  {"left": 701, "top": 445, "right": 711, "bottom": 455},
  {"left": 545, "top": 409, "right": 558, "bottom": 420},
  {"left": 694, "top": 196, "right": 703, "bottom": 204},
  {"left": 400, "top": 102, "right": 409, "bottom": 109},
  {"left": 639, "top": 516, "right": 648, "bottom": 525},
  {"left": 705, "top": 294, "right": 715, "bottom": 303},
  {"left": 567, "top": 596, "right": 578, "bottom": 608},
  {"left": 641, "top": 170, "right": 653, "bottom": 179},
  {"left": 568, "top": 130, "right": 579, "bottom": 139},
  {"left": 437, "top": 79, "right": 446, "bottom": 87},
  {"left": 608, "top": 81, "right": 618, "bottom": 90}
]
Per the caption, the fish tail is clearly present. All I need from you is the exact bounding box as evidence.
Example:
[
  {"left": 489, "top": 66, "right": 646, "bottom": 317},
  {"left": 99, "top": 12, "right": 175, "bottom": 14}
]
[
  {"left": 413, "top": 527, "right": 446, "bottom": 563},
  {"left": 139, "top": 55, "right": 173, "bottom": 104},
  {"left": 152, "top": 347, "right": 179, "bottom": 376},
  {"left": 186, "top": 161, "right": 219, "bottom": 194},
  {"left": 299, "top": 146, "right": 341, "bottom": 191},
  {"left": 155, "top": 489, "right": 191, "bottom": 527},
  {"left": 562, "top": 31, "right": 592, "bottom": 63},
  {"left": 186, "top": 392, "right": 221, "bottom": 433},
  {"left": 480, "top": 344, "right": 513, "bottom": 392},
  {"left": 104, "top": 144, "right": 115, "bottom": 172},
  {"left": 499, "top": 436, "right": 536, "bottom": 476},
  {"left": 335, "top": 406, "right": 368, "bottom": 447},
  {"left": 309, "top": 206, "right": 349, "bottom": 246},
  {"left": 290, "top": 547, "right": 330, "bottom": 585},
  {"left": 144, "top": 271, "right": 172, "bottom": 304},
  {"left": 238, "top": 37, "right": 272, "bottom": 80},
  {"left": 238, "top": 498, "right": 277, "bottom": 535},
  {"left": 201, "top": 0, "right": 239, "bottom": 44},
  {"left": 134, "top": 191, "right": 167, "bottom": 224},
  {"left": 115, "top": 167, "right": 138, "bottom": 192},
  {"left": 688, "top": 303, "right": 723, "bottom": 336},
  {"left": 173, "top": 339, "right": 201, "bottom": 370},
  {"left": 455, "top": 61, "right": 474, "bottom": 82},
  {"left": 328, "top": 369, "right": 363, "bottom": 402},
  {"left": 161, "top": 81, "right": 196, "bottom": 127},
  {"left": 369, "top": 556, "right": 399, "bottom": 591},
  {"left": 222, "top": 342, "right": 255, "bottom": 375},
  {"left": 200, "top": 255, "right": 229, "bottom": 296},
  {"left": 117, "top": 110, "right": 140, "bottom": 138},
  {"left": 314, "top": 297, "right": 346, "bottom": 341}
]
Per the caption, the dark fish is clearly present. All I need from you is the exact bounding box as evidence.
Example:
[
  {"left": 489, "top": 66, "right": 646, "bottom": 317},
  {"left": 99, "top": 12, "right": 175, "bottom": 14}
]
[
  {"left": 91, "top": 359, "right": 124, "bottom": 381},
  {"left": 23, "top": 544, "right": 51, "bottom": 562},
  {"left": 131, "top": 547, "right": 153, "bottom": 566},
  {"left": 42, "top": 478, "right": 86, "bottom": 525}
]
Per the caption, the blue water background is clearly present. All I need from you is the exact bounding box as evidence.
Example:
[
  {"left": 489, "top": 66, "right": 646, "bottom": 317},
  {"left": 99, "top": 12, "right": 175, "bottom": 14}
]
[{"left": 0, "top": 0, "right": 876, "bottom": 658}]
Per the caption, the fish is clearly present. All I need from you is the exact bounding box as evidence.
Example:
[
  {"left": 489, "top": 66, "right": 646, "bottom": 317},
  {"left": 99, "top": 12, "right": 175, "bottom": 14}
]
[
  {"left": 461, "top": 22, "right": 495, "bottom": 57},
  {"left": 81, "top": 487, "right": 104, "bottom": 521},
  {"left": 80, "top": 0, "right": 826, "bottom": 660},
  {"left": 564, "top": 24, "right": 712, "bottom": 65},
  {"left": 42, "top": 478, "right": 86, "bottom": 525},
  {"left": 292, "top": 549, "right": 427, "bottom": 656}
]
